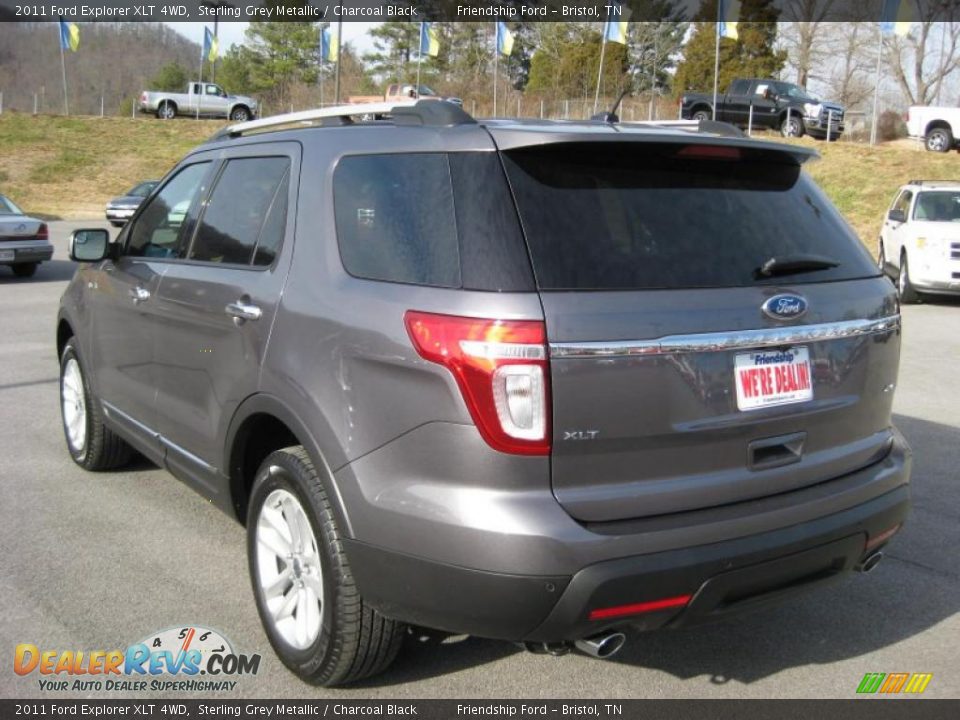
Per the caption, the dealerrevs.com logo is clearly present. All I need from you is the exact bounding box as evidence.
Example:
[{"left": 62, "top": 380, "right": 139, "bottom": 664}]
[{"left": 14, "top": 625, "right": 261, "bottom": 692}]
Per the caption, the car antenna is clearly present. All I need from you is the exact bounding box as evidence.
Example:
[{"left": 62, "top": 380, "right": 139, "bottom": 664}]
[{"left": 590, "top": 89, "right": 630, "bottom": 124}]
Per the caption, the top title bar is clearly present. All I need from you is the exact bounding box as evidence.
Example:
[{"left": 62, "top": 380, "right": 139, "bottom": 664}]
[{"left": 0, "top": 0, "right": 956, "bottom": 23}]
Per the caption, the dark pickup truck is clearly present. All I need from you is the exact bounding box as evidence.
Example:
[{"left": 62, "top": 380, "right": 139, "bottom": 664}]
[{"left": 681, "top": 78, "right": 845, "bottom": 140}]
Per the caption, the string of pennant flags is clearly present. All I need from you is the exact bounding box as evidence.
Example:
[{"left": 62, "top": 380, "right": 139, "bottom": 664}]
[{"left": 52, "top": 4, "right": 919, "bottom": 132}]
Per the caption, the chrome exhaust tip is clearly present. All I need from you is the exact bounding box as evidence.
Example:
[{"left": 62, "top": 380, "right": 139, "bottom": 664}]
[
  {"left": 574, "top": 631, "right": 626, "bottom": 659},
  {"left": 856, "top": 551, "right": 884, "bottom": 573}
]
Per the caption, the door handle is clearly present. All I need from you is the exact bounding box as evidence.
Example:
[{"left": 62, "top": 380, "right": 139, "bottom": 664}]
[
  {"left": 129, "top": 286, "right": 150, "bottom": 303},
  {"left": 225, "top": 301, "right": 262, "bottom": 322}
]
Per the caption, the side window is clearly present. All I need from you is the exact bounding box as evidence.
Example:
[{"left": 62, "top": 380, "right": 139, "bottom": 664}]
[
  {"left": 206, "top": 84, "right": 220, "bottom": 96},
  {"left": 333, "top": 154, "right": 460, "bottom": 287},
  {"left": 894, "top": 190, "right": 913, "bottom": 218},
  {"left": 729, "top": 80, "right": 748, "bottom": 96},
  {"left": 127, "top": 162, "right": 210, "bottom": 258},
  {"left": 187, "top": 157, "right": 290, "bottom": 266}
]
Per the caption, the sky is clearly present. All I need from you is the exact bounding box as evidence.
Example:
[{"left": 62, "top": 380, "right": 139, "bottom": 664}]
[{"left": 167, "top": 22, "right": 380, "bottom": 55}]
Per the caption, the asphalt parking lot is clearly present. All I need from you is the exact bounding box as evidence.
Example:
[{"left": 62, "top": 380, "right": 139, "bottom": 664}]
[{"left": 1, "top": 221, "right": 958, "bottom": 699}]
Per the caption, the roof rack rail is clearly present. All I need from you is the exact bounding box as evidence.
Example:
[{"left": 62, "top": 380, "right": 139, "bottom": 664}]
[{"left": 210, "top": 99, "right": 475, "bottom": 141}]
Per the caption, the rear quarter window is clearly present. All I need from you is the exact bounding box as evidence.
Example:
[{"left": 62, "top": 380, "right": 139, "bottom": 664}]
[{"left": 502, "top": 142, "right": 880, "bottom": 290}]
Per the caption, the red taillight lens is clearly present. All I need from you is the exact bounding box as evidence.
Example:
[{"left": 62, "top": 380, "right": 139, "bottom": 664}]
[
  {"left": 676, "top": 144, "right": 741, "bottom": 160},
  {"left": 865, "top": 523, "right": 901, "bottom": 551},
  {"left": 404, "top": 311, "right": 550, "bottom": 456},
  {"left": 36, "top": 223, "right": 48, "bottom": 241},
  {"left": 588, "top": 594, "right": 693, "bottom": 621}
]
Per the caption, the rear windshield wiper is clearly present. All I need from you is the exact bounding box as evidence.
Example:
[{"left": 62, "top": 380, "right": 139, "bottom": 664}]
[{"left": 755, "top": 254, "right": 839, "bottom": 278}]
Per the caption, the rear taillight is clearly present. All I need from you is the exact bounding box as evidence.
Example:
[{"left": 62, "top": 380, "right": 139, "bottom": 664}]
[
  {"left": 404, "top": 311, "right": 550, "bottom": 455},
  {"left": 36, "top": 223, "right": 48, "bottom": 241},
  {"left": 588, "top": 594, "right": 693, "bottom": 621}
]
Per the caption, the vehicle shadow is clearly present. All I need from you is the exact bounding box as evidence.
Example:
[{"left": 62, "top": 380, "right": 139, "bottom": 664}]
[
  {"left": 0, "top": 259, "right": 77, "bottom": 284},
  {"left": 358, "top": 413, "right": 958, "bottom": 688}
]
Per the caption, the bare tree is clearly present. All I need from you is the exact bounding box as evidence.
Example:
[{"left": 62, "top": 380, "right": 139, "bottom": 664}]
[
  {"left": 886, "top": 3, "right": 960, "bottom": 106},
  {"left": 780, "top": 1, "right": 836, "bottom": 87},
  {"left": 822, "top": 22, "right": 880, "bottom": 109}
]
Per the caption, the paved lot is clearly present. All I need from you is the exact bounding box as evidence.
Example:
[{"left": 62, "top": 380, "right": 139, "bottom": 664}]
[{"left": 1, "top": 221, "right": 958, "bottom": 699}]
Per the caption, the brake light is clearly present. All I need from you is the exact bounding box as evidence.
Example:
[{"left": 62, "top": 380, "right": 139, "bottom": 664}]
[
  {"left": 404, "top": 311, "right": 550, "bottom": 455},
  {"left": 588, "top": 594, "right": 693, "bottom": 621},
  {"left": 36, "top": 223, "right": 48, "bottom": 241},
  {"left": 676, "top": 145, "right": 741, "bottom": 160},
  {"left": 865, "top": 523, "right": 901, "bottom": 551}
]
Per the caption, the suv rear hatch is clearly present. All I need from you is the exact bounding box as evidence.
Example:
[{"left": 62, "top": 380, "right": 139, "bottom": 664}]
[{"left": 496, "top": 135, "right": 900, "bottom": 523}]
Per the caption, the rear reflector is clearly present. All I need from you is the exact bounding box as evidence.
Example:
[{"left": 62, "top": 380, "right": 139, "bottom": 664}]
[
  {"left": 405, "top": 311, "right": 550, "bottom": 455},
  {"left": 588, "top": 594, "right": 692, "bottom": 621},
  {"left": 865, "top": 523, "right": 902, "bottom": 551},
  {"left": 675, "top": 145, "right": 741, "bottom": 161},
  {"left": 36, "top": 223, "right": 48, "bottom": 241}
]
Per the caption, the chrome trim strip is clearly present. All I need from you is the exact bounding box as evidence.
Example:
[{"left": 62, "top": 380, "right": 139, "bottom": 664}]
[
  {"left": 549, "top": 315, "right": 901, "bottom": 359},
  {"left": 102, "top": 400, "right": 158, "bottom": 438}
]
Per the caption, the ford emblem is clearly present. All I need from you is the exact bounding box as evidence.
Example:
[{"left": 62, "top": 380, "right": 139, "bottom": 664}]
[{"left": 762, "top": 294, "right": 808, "bottom": 321}]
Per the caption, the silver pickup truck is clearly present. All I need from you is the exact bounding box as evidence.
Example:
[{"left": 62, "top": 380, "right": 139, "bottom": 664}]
[{"left": 139, "top": 82, "right": 258, "bottom": 121}]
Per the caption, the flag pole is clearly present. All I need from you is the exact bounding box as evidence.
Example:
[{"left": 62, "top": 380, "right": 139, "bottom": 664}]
[
  {"left": 712, "top": 6, "right": 722, "bottom": 121},
  {"left": 416, "top": 23, "right": 424, "bottom": 95},
  {"left": 594, "top": 21, "right": 609, "bottom": 114},
  {"left": 493, "top": 24, "right": 499, "bottom": 117},
  {"left": 197, "top": 33, "right": 204, "bottom": 120},
  {"left": 334, "top": 20, "right": 343, "bottom": 104},
  {"left": 59, "top": 28, "right": 69, "bottom": 116},
  {"left": 870, "top": 28, "right": 883, "bottom": 146}
]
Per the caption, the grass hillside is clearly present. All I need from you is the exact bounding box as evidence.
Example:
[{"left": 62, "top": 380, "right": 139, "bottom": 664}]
[
  {"left": 0, "top": 113, "right": 225, "bottom": 218},
  {"left": 1, "top": 113, "right": 958, "bottom": 254}
]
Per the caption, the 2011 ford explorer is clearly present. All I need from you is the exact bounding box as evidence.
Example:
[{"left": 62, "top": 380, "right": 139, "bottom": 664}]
[{"left": 57, "top": 100, "right": 911, "bottom": 686}]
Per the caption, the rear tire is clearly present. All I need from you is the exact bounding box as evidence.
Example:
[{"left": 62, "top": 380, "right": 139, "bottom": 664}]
[
  {"left": 247, "top": 446, "right": 404, "bottom": 686},
  {"left": 925, "top": 127, "right": 952, "bottom": 153},
  {"left": 692, "top": 109, "right": 711, "bottom": 123},
  {"left": 898, "top": 252, "right": 921, "bottom": 304},
  {"left": 156, "top": 102, "right": 176, "bottom": 120},
  {"left": 12, "top": 263, "right": 37, "bottom": 278},
  {"left": 60, "top": 338, "right": 133, "bottom": 471}
]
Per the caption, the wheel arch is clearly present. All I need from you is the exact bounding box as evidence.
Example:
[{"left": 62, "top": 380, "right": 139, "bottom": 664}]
[
  {"left": 224, "top": 394, "right": 352, "bottom": 534},
  {"left": 56, "top": 316, "right": 75, "bottom": 359},
  {"left": 690, "top": 103, "right": 712, "bottom": 118},
  {"left": 158, "top": 99, "right": 177, "bottom": 114},
  {"left": 229, "top": 103, "right": 251, "bottom": 119},
  {"left": 924, "top": 119, "right": 952, "bottom": 137}
]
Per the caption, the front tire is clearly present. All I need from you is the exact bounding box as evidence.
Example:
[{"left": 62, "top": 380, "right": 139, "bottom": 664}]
[
  {"left": 898, "top": 252, "right": 921, "bottom": 304},
  {"left": 230, "top": 106, "right": 251, "bottom": 122},
  {"left": 925, "top": 127, "right": 952, "bottom": 153},
  {"left": 247, "top": 446, "right": 404, "bottom": 686},
  {"left": 877, "top": 242, "right": 887, "bottom": 276},
  {"left": 60, "top": 338, "right": 133, "bottom": 470},
  {"left": 12, "top": 262, "right": 37, "bottom": 278},
  {"left": 781, "top": 114, "right": 804, "bottom": 138}
]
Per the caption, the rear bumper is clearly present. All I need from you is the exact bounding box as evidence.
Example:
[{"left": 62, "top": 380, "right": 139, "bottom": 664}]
[
  {"left": 0, "top": 240, "right": 54, "bottom": 264},
  {"left": 105, "top": 208, "right": 137, "bottom": 222},
  {"left": 346, "top": 435, "right": 910, "bottom": 642},
  {"left": 912, "top": 277, "right": 960, "bottom": 296}
]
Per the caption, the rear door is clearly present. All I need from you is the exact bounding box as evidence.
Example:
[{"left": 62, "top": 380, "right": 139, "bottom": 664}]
[
  {"left": 499, "top": 139, "right": 899, "bottom": 523},
  {"left": 150, "top": 144, "right": 297, "bottom": 497}
]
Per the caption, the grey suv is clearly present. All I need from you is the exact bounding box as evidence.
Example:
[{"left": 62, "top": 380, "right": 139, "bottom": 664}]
[{"left": 58, "top": 101, "right": 911, "bottom": 686}]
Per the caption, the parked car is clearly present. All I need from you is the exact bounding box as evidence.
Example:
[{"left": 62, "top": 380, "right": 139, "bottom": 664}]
[
  {"left": 906, "top": 106, "right": 960, "bottom": 152},
  {"left": 878, "top": 180, "right": 960, "bottom": 301},
  {"left": 58, "top": 101, "right": 910, "bottom": 686},
  {"left": 348, "top": 83, "right": 462, "bottom": 106},
  {"left": 139, "top": 82, "right": 257, "bottom": 121},
  {"left": 0, "top": 194, "right": 53, "bottom": 278},
  {"left": 681, "top": 78, "right": 845, "bottom": 139},
  {"left": 105, "top": 181, "right": 159, "bottom": 227}
]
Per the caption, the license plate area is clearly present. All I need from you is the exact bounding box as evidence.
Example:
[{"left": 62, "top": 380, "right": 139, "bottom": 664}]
[
  {"left": 0, "top": 249, "right": 15, "bottom": 261},
  {"left": 734, "top": 347, "right": 813, "bottom": 411}
]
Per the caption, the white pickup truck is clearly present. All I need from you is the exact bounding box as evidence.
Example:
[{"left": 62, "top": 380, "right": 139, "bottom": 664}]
[
  {"left": 906, "top": 106, "right": 960, "bottom": 152},
  {"left": 139, "top": 82, "right": 258, "bottom": 122}
]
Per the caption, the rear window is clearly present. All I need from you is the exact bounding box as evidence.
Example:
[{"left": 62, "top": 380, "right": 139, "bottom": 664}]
[{"left": 501, "top": 143, "right": 879, "bottom": 290}]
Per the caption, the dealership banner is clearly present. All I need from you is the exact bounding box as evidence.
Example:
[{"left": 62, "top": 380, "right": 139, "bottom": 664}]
[
  {"left": 2, "top": 700, "right": 960, "bottom": 719},
  {"left": 0, "top": 0, "right": 955, "bottom": 23}
]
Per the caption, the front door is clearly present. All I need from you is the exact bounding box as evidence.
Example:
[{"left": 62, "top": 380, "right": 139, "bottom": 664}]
[
  {"left": 87, "top": 160, "right": 214, "bottom": 451},
  {"left": 151, "top": 147, "right": 298, "bottom": 500}
]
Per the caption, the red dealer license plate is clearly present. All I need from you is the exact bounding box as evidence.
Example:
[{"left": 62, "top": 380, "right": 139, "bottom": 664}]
[{"left": 734, "top": 347, "right": 813, "bottom": 411}]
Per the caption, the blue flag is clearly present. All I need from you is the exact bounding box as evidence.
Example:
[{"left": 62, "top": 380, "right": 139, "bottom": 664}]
[
  {"left": 203, "top": 27, "right": 218, "bottom": 62},
  {"left": 59, "top": 19, "right": 79, "bottom": 52}
]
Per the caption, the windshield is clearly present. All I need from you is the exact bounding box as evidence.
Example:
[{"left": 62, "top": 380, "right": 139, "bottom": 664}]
[
  {"left": 778, "top": 83, "right": 816, "bottom": 102},
  {"left": 914, "top": 191, "right": 960, "bottom": 222},
  {"left": 0, "top": 195, "right": 24, "bottom": 215},
  {"left": 501, "top": 143, "right": 879, "bottom": 290},
  {"left": 127, "top": 181, "right": 158, "bottom": 198},
  {"left": 417, "top": 85, "right": 436, "bottom": 96}
]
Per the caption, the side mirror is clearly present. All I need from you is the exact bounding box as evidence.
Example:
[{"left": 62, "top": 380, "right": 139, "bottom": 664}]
[
  {"left": 888, "top": 209, "right": 906, "bottom": 224},
  {"left": 69, "top": 229, "right": 110, "bottom": 262}
]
